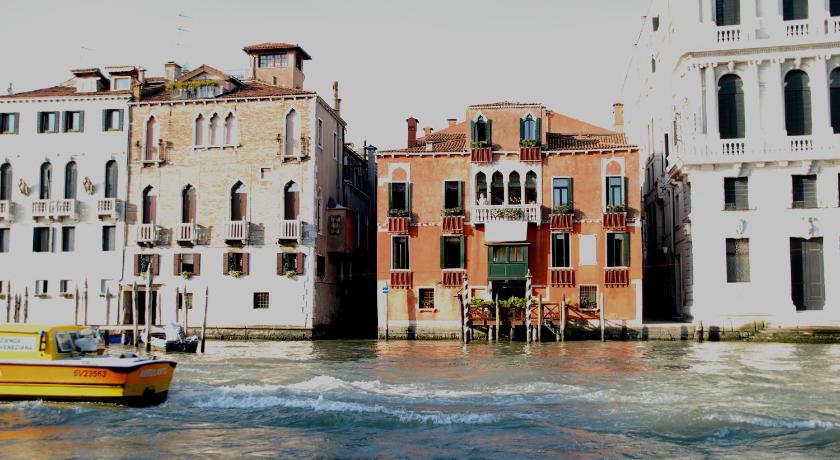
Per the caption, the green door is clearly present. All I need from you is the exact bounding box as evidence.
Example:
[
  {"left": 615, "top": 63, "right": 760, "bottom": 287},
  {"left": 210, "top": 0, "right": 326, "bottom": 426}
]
[
  {"left": 488, "top": 245, "right": 529, "bottom": 280},
  {"left": 790, "top": 238, "right": 825, "bottom": 311}
]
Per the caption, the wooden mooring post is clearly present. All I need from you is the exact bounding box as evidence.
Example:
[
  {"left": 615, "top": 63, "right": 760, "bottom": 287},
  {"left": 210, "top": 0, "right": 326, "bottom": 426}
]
[
  {"left": 462, "top": 275, "right": 469, "bottom": 344},
  {"left": 183, "top": 285, "right": 190, "bottom": 338},
  {"left": 132, "top": 282, "right": 138, "bottom": 347},
  {"left": 145, "top": 268, "right": 152, "bottom": 353},
  {"left": 599, "top": 293, "right": 605, "bottom": 342},
  {"left": 105, "top": 287, "right": 111, "bottom": 326},
  {"left": 74, "top": 287, "right": 80, "bottom": 325},
  {"left": 5, "top": 282, "right": 10, "bottom": 323},
  {"left": 83, "top": 279, "right": 89, "bottom": 327},
  {"left": 23, "top": 288, "right": 28, "bottom": 323},
  {"left": 537, "top": 296, "right": 543, "bottom": 342},
  {"left": 560, "top": 297, "right": 566, "bottom": 342},
  {"left": 495, "top": 295, "right": 500, "bottom": 343},
  {"left": 200, "top": 286, "right": 209, "bottom": 353}
]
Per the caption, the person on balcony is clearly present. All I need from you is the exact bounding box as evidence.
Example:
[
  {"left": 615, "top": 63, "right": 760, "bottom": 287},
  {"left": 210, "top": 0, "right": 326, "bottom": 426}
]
[{"left": 477, "top": 193, "right": 488, "bottom": 206}]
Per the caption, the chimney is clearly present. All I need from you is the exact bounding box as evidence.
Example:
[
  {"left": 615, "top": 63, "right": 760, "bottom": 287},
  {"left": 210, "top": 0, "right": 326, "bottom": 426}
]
[
  {"left": 332, "top": 81, "right": 341, "bottom": 116},
  {"left": 165, "top": 62, "right": 182, "bottom": 81},
  {"left": 447, "top": 118, "right": 457, "bottom": 127},
  {"left": 612, "top": 103, "right": 625, "bottom": 133},
  {"left": 424, "top": 127, "right": 433, "bottom": 137},
  {"left": 406, "top": 117, "right": 418, "bottom": 148}
]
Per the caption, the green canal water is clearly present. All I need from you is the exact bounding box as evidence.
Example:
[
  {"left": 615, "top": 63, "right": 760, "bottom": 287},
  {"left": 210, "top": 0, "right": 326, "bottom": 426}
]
[{"left": 1, "top": 340, "right": 839, "bottom": 458}]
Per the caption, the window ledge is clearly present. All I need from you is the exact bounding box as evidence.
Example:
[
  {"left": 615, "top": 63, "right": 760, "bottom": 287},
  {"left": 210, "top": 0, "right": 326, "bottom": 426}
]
[
  {"left": 418, "top": 308, "right": 437, "bottom": 313},
  {"left": 193, "top": 144, "right": 241, "bottom": 150}
]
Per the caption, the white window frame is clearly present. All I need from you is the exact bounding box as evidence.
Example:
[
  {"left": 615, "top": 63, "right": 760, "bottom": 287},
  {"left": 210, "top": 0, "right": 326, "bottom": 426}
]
[
  {"left": 550, "top": 231, "right": 573, "bottom": 269},
  {"left": 35, "top": 279, "right": 48, "bottom": 296},
  {"left": 605, "top": 231, "right": 629, "bottom": 268},
  {"left": 417, "top": 286, "right": 436, "bottom": 311},
  {"left": 112, "top": 77, "right": 130, "bottom": 91},
  {"left": 579, "top": 284, "right": 598, "bottom": 311},
  {"left": 551, "top": 175, "right": 573, "bottom": 208},
  {"left": 391, "top": 234, "right": 410, "bottom": 270}
]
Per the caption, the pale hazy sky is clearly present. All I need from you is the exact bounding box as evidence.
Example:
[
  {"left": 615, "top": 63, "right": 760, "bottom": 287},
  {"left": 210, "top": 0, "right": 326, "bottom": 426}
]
[{"left": 0, "top": 0, "right": 651, "bottom": 148}]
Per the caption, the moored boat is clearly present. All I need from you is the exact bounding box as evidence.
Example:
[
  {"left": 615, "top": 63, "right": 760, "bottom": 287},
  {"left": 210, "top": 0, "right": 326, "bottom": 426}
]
[
  {"left": 0, "top": 325, "right": 177, "bottom": 406},
  {"left": 148, "top": 323, "right": 199, "bottom": 353}
]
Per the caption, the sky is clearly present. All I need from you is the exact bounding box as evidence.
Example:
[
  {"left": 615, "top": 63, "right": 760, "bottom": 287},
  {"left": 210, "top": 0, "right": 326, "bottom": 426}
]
[{"left": 0, "top": 0, "right": 651, "bottom": 149}]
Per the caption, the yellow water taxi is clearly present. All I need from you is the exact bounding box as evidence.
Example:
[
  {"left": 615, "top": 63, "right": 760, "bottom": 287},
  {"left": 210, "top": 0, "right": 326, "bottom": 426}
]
[{"left": 0, "top": 325, "right": 177, "bottom": 406}]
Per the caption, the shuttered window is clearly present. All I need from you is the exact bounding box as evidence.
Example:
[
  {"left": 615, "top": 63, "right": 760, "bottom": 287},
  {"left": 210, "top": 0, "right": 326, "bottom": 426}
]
[
  {"left": 102, "top": 226, "right": 115, "bottom": 252},
  {"left": 471, "top": 116, "right": 492, "bottom": 145},
  {"left": 0, "top": 113, "right": 18, "bottom": 134},
  {"left": 0, "top": 163, "right": 11, "bottom": 200},
  {"left": 33, "top": 227, "right": 49, "bottom": 252},
  {"left": 38, "top": 112, "right": 59, "bottom": 133},
  {"left": 61, "top": 227, "right": 75, "bottom": 252},
  {"left": 606, "top": 176, "right": 625, "bottom": 208},
  {"left": 553, "top": 178, "right": 573, "bottom": 207},
  {"left": 829, "top": 69, "right": 839, "bottom": 134},
  {"left": 790, "top": 238, "right": 825, "bottom": 311},
  {"left": 551, "top": 233, "right": 571, "bottom": 268},
  {"left": 0, "top": 228, "right": 9, "bottom": 253},
  {"left": 606, "top": 233, "right": 630, "bottom": 267},
  {"left": 724, "top": 177, "right": 749, "bottom": 210},
  {"left": 63, "top": 111, "right": 84, "bottom": 133},
  {"left": 783, "top": 0, "right": 808, "bottom": 20},
  {"left": 726, "top": 238, "right": 750, "bottom": 283},
  {"left": 718, "top": 74, "right": 745, "bottom": 139},
  {"left": 440, "top": 236, "right": 464, "bottom": 269},
  {"left": 792, "top": 175, "right": 817, "bottom": 208},
  {"left": 443, "top": 181, "right": 463, "bottom": 210},
  {"left": 388, "top": 182, "right": 409, "bottom": 214},
  {"left": 392, "top": 236, "right": 409, "bottom": 270},
  {"left": 716, "top": 0, "right": 741, "bottom": 26},
  {"left": 784, "top": 70, "right": 812, "bottom": 136}
]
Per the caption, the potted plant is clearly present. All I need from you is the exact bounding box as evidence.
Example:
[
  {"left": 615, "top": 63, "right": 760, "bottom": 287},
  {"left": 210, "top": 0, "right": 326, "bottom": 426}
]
[
  {"left": 285, "top": 270, "right": 297, "bottom": 279},
  {"left": 421, "top": 298, "right": 435, "bottom": 309},
  {"left": 552, "top": 204, "right": 574, "bottom": 215},
  {"left": 60, "top": 292, "right": 74, "bottom": 299},
  {"left": 606, "top": 204, "right": 627, "bottom": 213},
  {"left": 520, "top": 139, "right": 540, "bottom": 148},
  {"left": 441, "top": 207, "right": 464, "bottom": 217},
  {"left": 228, "top": 270, "right": 243, "bottom": 279},
  {"left": 181, "top": 271, "right": 193, "bottom": 280},
  {"left": 388, "top": 208, "right": 409, "bottom": 218},
  {"left": 490, "top": 207, "right": 523, "bottom": 220},
  {"left": 470, "top": 140, "right": 490, "bottom": 149}
]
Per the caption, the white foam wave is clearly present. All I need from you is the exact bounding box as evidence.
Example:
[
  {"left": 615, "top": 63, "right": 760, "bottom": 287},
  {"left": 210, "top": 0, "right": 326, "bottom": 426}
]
[{"left": 705, "top": 414, "right": 840, "bottom": 430}]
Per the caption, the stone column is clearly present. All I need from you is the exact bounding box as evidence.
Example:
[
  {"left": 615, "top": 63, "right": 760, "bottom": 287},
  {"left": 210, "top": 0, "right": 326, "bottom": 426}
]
[
  {"left": 703, "top": 64, "right": 720, "bottom": 147},
  {"left": 809, "top": 56, "right": 832, "bottom": 140},
  {"left": 766, "top": 59, "right": 787, "bottom": 142},
  {"left": 744, "top": 61, "right": 762, "bottom": 149}
]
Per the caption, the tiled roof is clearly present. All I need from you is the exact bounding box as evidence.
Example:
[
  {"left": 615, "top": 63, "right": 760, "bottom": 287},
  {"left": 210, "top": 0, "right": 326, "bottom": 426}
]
[
  {"left": 242, "top": 42, "right": 312, "bottom": 60},
  {"left": 380, "top": 121, "right": 467, "bottom": 154},
  {"left": 546, "top": 111, "right": 616, "bottom": 135},
  {"left": 177, "top": 64, "right": 239, "bottom": 84},
  {"left": 0, "top": 85, "right": 130, "bottom": 99},
  {"left": 469, "top": 101, "right": 542, "bottom": 108},
  {"left": 138, "top": 79, "right": 313, "bottom": 102},
  {"left": 546, "top": 133, "right": 634, "bottom": 151}
]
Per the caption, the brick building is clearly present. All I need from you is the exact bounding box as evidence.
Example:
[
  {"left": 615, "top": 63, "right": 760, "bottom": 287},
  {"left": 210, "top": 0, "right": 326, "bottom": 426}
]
[
  {"left": 124, "top": 43, "right": 372, "bottom": 338},
  {"left": 376, "top": 102, "right": 641, "bottom": 339}
]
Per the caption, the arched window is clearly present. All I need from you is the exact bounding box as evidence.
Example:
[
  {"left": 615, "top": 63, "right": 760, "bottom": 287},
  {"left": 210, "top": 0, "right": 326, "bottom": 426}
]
[
  {"left": 39, "top": 162, "right": 52, "bottom": 200},
  {"left": 64, "top": 161, "right": 77, "bottom": 199},
  {"left": 230, "top": 181, "right": 247, "bottom": 221},
  {"left": 490, "top": 172, "right": 504, "bottom": 206},
  {"left": 285, "top": 109, "right": 300, "bottom": 156},
  {"left": 718, "top": 74, "right": 745, "bottom": 139},
  {"left": 142, "top": 186, "right": 156, "bottom": 224},
  {"left": 0, "top": 163, "right": 11, "bottom": 201},
  {"left": 284, "top": 181, "right": 300, "bottom": 220},
  {"left": 182, "top": 185, "right": 196, "bottom": 223},
  {"left": 525, "top": 171, "right": 538, "bottom": 204},
  {"left": 145, "top": 117, "right": 158, "bottom": 161},
  {"left": 104, "top": 160, "right": 118, "bottom": 199},
  {"left": 224, "top": 113, "right": 237, "bottom": 145},
  {"left": 508, "top": 172, "right": 521, "bottom": 205},
  {"left": 831, "top": 68, "right": 840, "bottom": 134},
  {"left": 472, "top": 115, "right": 490, "bottom": 145},
  {"left": 716, "top": 0, "right": 740, "bottom": 26},
  {"left": 194, "top": 114, "right": 206, "bottom": 146},
  {"left": 522, "top": 114, "right": 538, "bottom": 142},
  {"left": 832, "top": 0, "right": 840, "bottom": 16},
  {"left": 475, "top": 172, "right": 487, "bottom": 205},
  {"left": 783, "top": 0, "right": 808, "bottom": 20},
  {"left": 209, "top": 113, "right": 222, "bottom": 146},
  {"left": 784, "top": 70, "right": 812, "bottom": 136}
]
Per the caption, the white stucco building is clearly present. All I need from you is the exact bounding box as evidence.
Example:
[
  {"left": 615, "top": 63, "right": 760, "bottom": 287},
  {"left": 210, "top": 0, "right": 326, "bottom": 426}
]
[
  {"left": 0, "top": 68, "right": 132, "bottom": 325},
  {"left": 625, "top": 0, "right": 840, "bottom": 326}
]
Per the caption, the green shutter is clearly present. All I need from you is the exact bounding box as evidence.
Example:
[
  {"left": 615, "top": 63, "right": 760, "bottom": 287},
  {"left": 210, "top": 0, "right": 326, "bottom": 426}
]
[
  {"left": 623, "top": 232, "right": 630, "bottom": 266},
  {"left": 388, "top": 184, "right": 393, "bottom": 210},
  {"left": 12, "top": 113, "right": 19, "bottom": 134},
  {"left": 102, "top": 109, "right": 108, "bottom": 131},
  {"left": 519, "top": 118, "right": 525, "bottom": 142},
  {"left": 568, "top": 177, "right": 574, "bottom": 207},
  {"left": 605, "top": 177, "right": 610, "bottom": 207},
  {"left": 459, "top": 236, "right": 465, "bottom": 268},
  {"left": 78, "top": 111, "right": 84, "bottom": 133},
  {"left": 623, "top": 177, "right": 629, "bottom": 207},
  {"left": 486, "top": 119, "right": 492, "bottom": 146},
  {"left": 536, "top": 118, "right": 542, "bottom": 144},
  {"left": 470, "top": 121, "right": 477, "bottom": 142},
  {"left": 60, "top": 112, "right": 66, "bottom": 132},
  {"left": 440, "top": 236, "right": 445, "bottom": 269},
  {"left": 457, "top": 181, "right": 464, "bottom": 208},
  {"left": 407, "top": 183, "right": 412, "bottom": 214}
]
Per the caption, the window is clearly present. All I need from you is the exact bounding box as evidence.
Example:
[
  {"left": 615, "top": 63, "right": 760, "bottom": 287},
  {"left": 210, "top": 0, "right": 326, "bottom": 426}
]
[
  {"left": 718, "top": 74, "right": 745, "bottom": 139},
  {"left": 316, "top": 255, "right": 326, "bottom": 279},
  {"left": 724, "top": 177, "right": 749, "bottom": 210},
  {"left": 281, "top": 253, "right": 304, "bottom": 275},
  {"left": 38, "top": 112, "right": 59, "bottom": 133},
  {"left": 253, "top": 292, "right": 270, "bottom": 309},
  {"left": 508, "top": 172, "right": 521, "bottom": 205},
  {"left": 142, "top": 186, "right": 156, "bottom": 224},
  {"left": 33, "top": 227, "right": 50, "bottom": 252},
  {"left": 388, "top": 182, "right": 409, "bottom": 214},
  {"left": 138, "top": 254, "right": 154, "bottom": 274},
  {"left": 784, "top": 70, "right": 812, "bottom": 137},
  {"left": 35, "top": 280, "right": 48, "bottom": 296},
  {"left": 0, "top": 113, "right": 19, "bottom": 134},
  {"left": 63, "top": 111, "right": 84, "bottom": 133},
  {"left": 651, "top": 57, "right": 656, "bottom": 73},
  {"left": 61, "top": 227, "right": 74, "bottom": 252},
  {"left": 783, "top": 0, "right": 808, "bottom": 20},
  {"left": 471, "top": 116, "right": 491, "bottom": 145},
  {"left": 59, "top": 280, "right": 72, "bottom": 295},
  {"left": 0, "top": 163, "right": 11, "bottom": 200},
  {"left": 652, "top": 15, "right": 660, "bottom": 31},
  {"left": 521, "top": 114, "right": 539, "bottom": 142},
  {"left": 224, "top": 113, "right": 237, "bottom": 145},
  {"left": 551, "top": 233, "right": 571, "bottom": 268},
  {"left": 258, "top": 53, "right": 287, "bottom": 68},
  {"left": 99, "top": 279, "right": 111, "bottom": 296},
  {"left": 102, "top": 226, "right": 115, "bottom": 251},
  {"left": 831, "top": 68, "right": 840, "bottom": 134},
  {"left": 443, "top": 181, "right": 463, "bottom": 210},
  {"left": 209, "top": 113, "right": 223, "bottom": 146},
  {"left": 579, "top": 285, "right": 598, "bottom": 310},
  {"left": 113, "top": 78, "right": 130, "bottom": 91},
  {"left": 525, "top": 172, "right": 537, "bottom": 204},
  {"left": 606, "top": 233, "right": 630, "bottom": 267},
  {"left": 509, "top": 246, "right": 525, "bottom": 263},
  {"left": 392, "top": 236, "right": 409, "bottom": 269},
  {"left": 419, "top": 288, "right": 435, "bottom": 310},
  {"left": 790, "top": 237, "right": 825, "bottom": 311},
  {"left": 182, "top": 185, "right": 197, "bottom": 223},
  {"left": 230, "top": 181, "right": 247, "bottom": 221},
  {"left": 832, "top": 0, "right": 840, "bottom": 16},
  {"left": 492, "top": 246, "right": 507, "bottom": 263},
  {"left": 227, "top": 252, "right": 244, "bottom": 273},
  {"left": 440, "top": 236, "right": 464, "bottom": 269},
  {"left": 333, "top": 132, "right": 338, "bottom": 160},
  {"left": 715, "top": 0, "right": 740, "bottom": 26},
  {"left": 179, "top": 253, "right": 196, "bottom": 274},
  {"left": 475, "top": 173, "right": 487, "bottom": 205},
  {"left": 177, "top": 292, "right": 193, "bottom": 310},
  {"left": 317, "top": 119, "right": 323, "bottom": 147},
  {"left": 103, "top": 109, "right": 123, "bottom": 131},
  {"left": 490, "top": 172, "right": 504, "bottom": 205},
  {"left": 726, "top": 238, "right": 750, "bottom": 282},
  {"left": 0, "top": 228, "right": 9, "bottom": 253},
  {"left": 40, "top": 162, "right": 52, "bottom": 199},
  {"left": 144, "top": 116, "right": 158, "bottom": 161},
  {"left": 64, "top": 161, "right": 77, "bottom": 199},
  {"left": 606, "top": 176, "right": 625, "bottom": 209},
  {"left": 792, "top": 175, "right": 817, "bottom": 208},
  {"left": 260, "top": 167, "right": 272, "bottom": 180},
  {"left": 285, "top": 109, "right": 300, "bottom": 156},
  {"left": 553, "top": 178, "right": 573, "bottom": 208},
  {"left": 104, "top": 160, "right": 118, "bottom": 199},
  {"left": 194, "top": 114, "right": 206, "bottom": 145}
]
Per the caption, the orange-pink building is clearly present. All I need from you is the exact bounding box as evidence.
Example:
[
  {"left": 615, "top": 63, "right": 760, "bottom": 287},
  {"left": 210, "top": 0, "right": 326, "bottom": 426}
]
[{"left": 376, "top": 102, "right": 641, "bottom": 339}]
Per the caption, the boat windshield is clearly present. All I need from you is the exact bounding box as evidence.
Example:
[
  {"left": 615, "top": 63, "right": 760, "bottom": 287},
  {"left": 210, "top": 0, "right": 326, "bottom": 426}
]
[{"left": 54, "top": 332, "right": 74, "bottom": 353}]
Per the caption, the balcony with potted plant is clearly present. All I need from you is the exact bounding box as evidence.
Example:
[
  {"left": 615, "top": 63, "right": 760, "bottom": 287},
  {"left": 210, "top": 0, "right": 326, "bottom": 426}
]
[
  {"left": 441, "top": 207, "right": 464, "bottom": 234},
  {"left": 387, "top": 208, "right": 411, "bottom": 234},
  {"left": 519, "top": 139, "right": 541, "bottom": 162},
  {"left": 470, "top": 141, "right": 492, "bottom": 163},
  {"left": 603, "top": 204, "right": 627, "bottom": 230},
  {"left": 549, "top": 204, "right": 574, "bottom": 231}
]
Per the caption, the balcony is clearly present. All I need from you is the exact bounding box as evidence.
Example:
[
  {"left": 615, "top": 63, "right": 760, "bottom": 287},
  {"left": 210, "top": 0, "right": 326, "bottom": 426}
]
[
  {"left": 175, "top": 223, "right": 198, "bottom": 244},
  {"left": 136, "top": 224, "right": 158, "bottom": 245},
  {"left": 224, "top": 220, "right": 250, "bottom": 243},
  {"left": 32, "top": 200, "right": 50, "bottom": 219},
  {"left": 279, "top": 219, "right": 303, "bottom": 242},
  {"left": 784, "top": 19, "right": 810, "bottom": 38},
  {"left": 519, "top": 146, "right": 541, "bottom": 162},
  {"left": 550, "top": 268, "right": 576, "bottom": 287},
  {"left": 390, "top": 270, "right": 412, "bottom": 289},
  {"left": 441, "top": 215, "right": 465, "bottom": 235},
  {"left": 603, "top": 211, "right": 627, "bottom": 230},
  {"left": 473, "top": 204, "right": 541, "bottom": 225},
  {"left": 471, "top": 147, "right": 492, "bottom": 163},
  {"left": 789, "top": 135, "right": 813, "bottom": 153},
  {"left": 388, "top": 216, "right": 411, "bottom": 234},
  {"left": 832, "top": 18, "right": 840, "bottom": 35},
  {"left": 52, "top": 199, "right": 78, "bottom": 220},
  {"left": 679, "top": 134, "right": 840, "bottom": 165},
  {"left": 0, "top": 200, "right": 11, "bottom": 222},
  {"left": 442, "top": 269, "right": 465, "bottom": 288},
  {"left": 604, "top": 267, "right": 630, "bottom": 288},
  {"left": 715, "top": 25, "right": 742, "bottom": 43},
  {"left": 549, "top": 213, "right": 574, "bottom": 232},
  {"left": 97, "top": 198, "right": 117, "bottom": 220}
]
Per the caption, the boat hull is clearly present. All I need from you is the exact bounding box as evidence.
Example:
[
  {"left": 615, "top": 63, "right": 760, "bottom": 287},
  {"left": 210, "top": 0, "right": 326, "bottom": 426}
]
[{"left": 0, "top": 360, "right": 177, "bottom": 406}]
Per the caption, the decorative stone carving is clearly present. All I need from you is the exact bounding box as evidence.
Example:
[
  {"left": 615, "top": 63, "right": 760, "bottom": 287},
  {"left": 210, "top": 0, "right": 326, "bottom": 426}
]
[
  {"left": 83, "top": 176, "right": 94, "bottom": 195},
  {"left": 18, "top": 179, "right": 28, "bottom": 196}
]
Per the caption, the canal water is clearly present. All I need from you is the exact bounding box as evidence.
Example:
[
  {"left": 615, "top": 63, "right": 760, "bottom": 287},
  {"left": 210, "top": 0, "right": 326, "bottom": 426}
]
[{"left": 1, "top": 340, "right": 839, "bottom": 458}]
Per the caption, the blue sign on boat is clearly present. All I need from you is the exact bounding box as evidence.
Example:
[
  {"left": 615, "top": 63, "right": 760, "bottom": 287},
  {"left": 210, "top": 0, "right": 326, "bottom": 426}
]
[{"left": 382, "top": 286, "right": 389, "bottom": 294}]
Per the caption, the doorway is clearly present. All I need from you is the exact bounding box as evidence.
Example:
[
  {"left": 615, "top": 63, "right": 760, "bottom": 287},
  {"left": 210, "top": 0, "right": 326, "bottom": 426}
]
[{"left": 790, "top": 238, "right": 824, "bottom": 311}]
